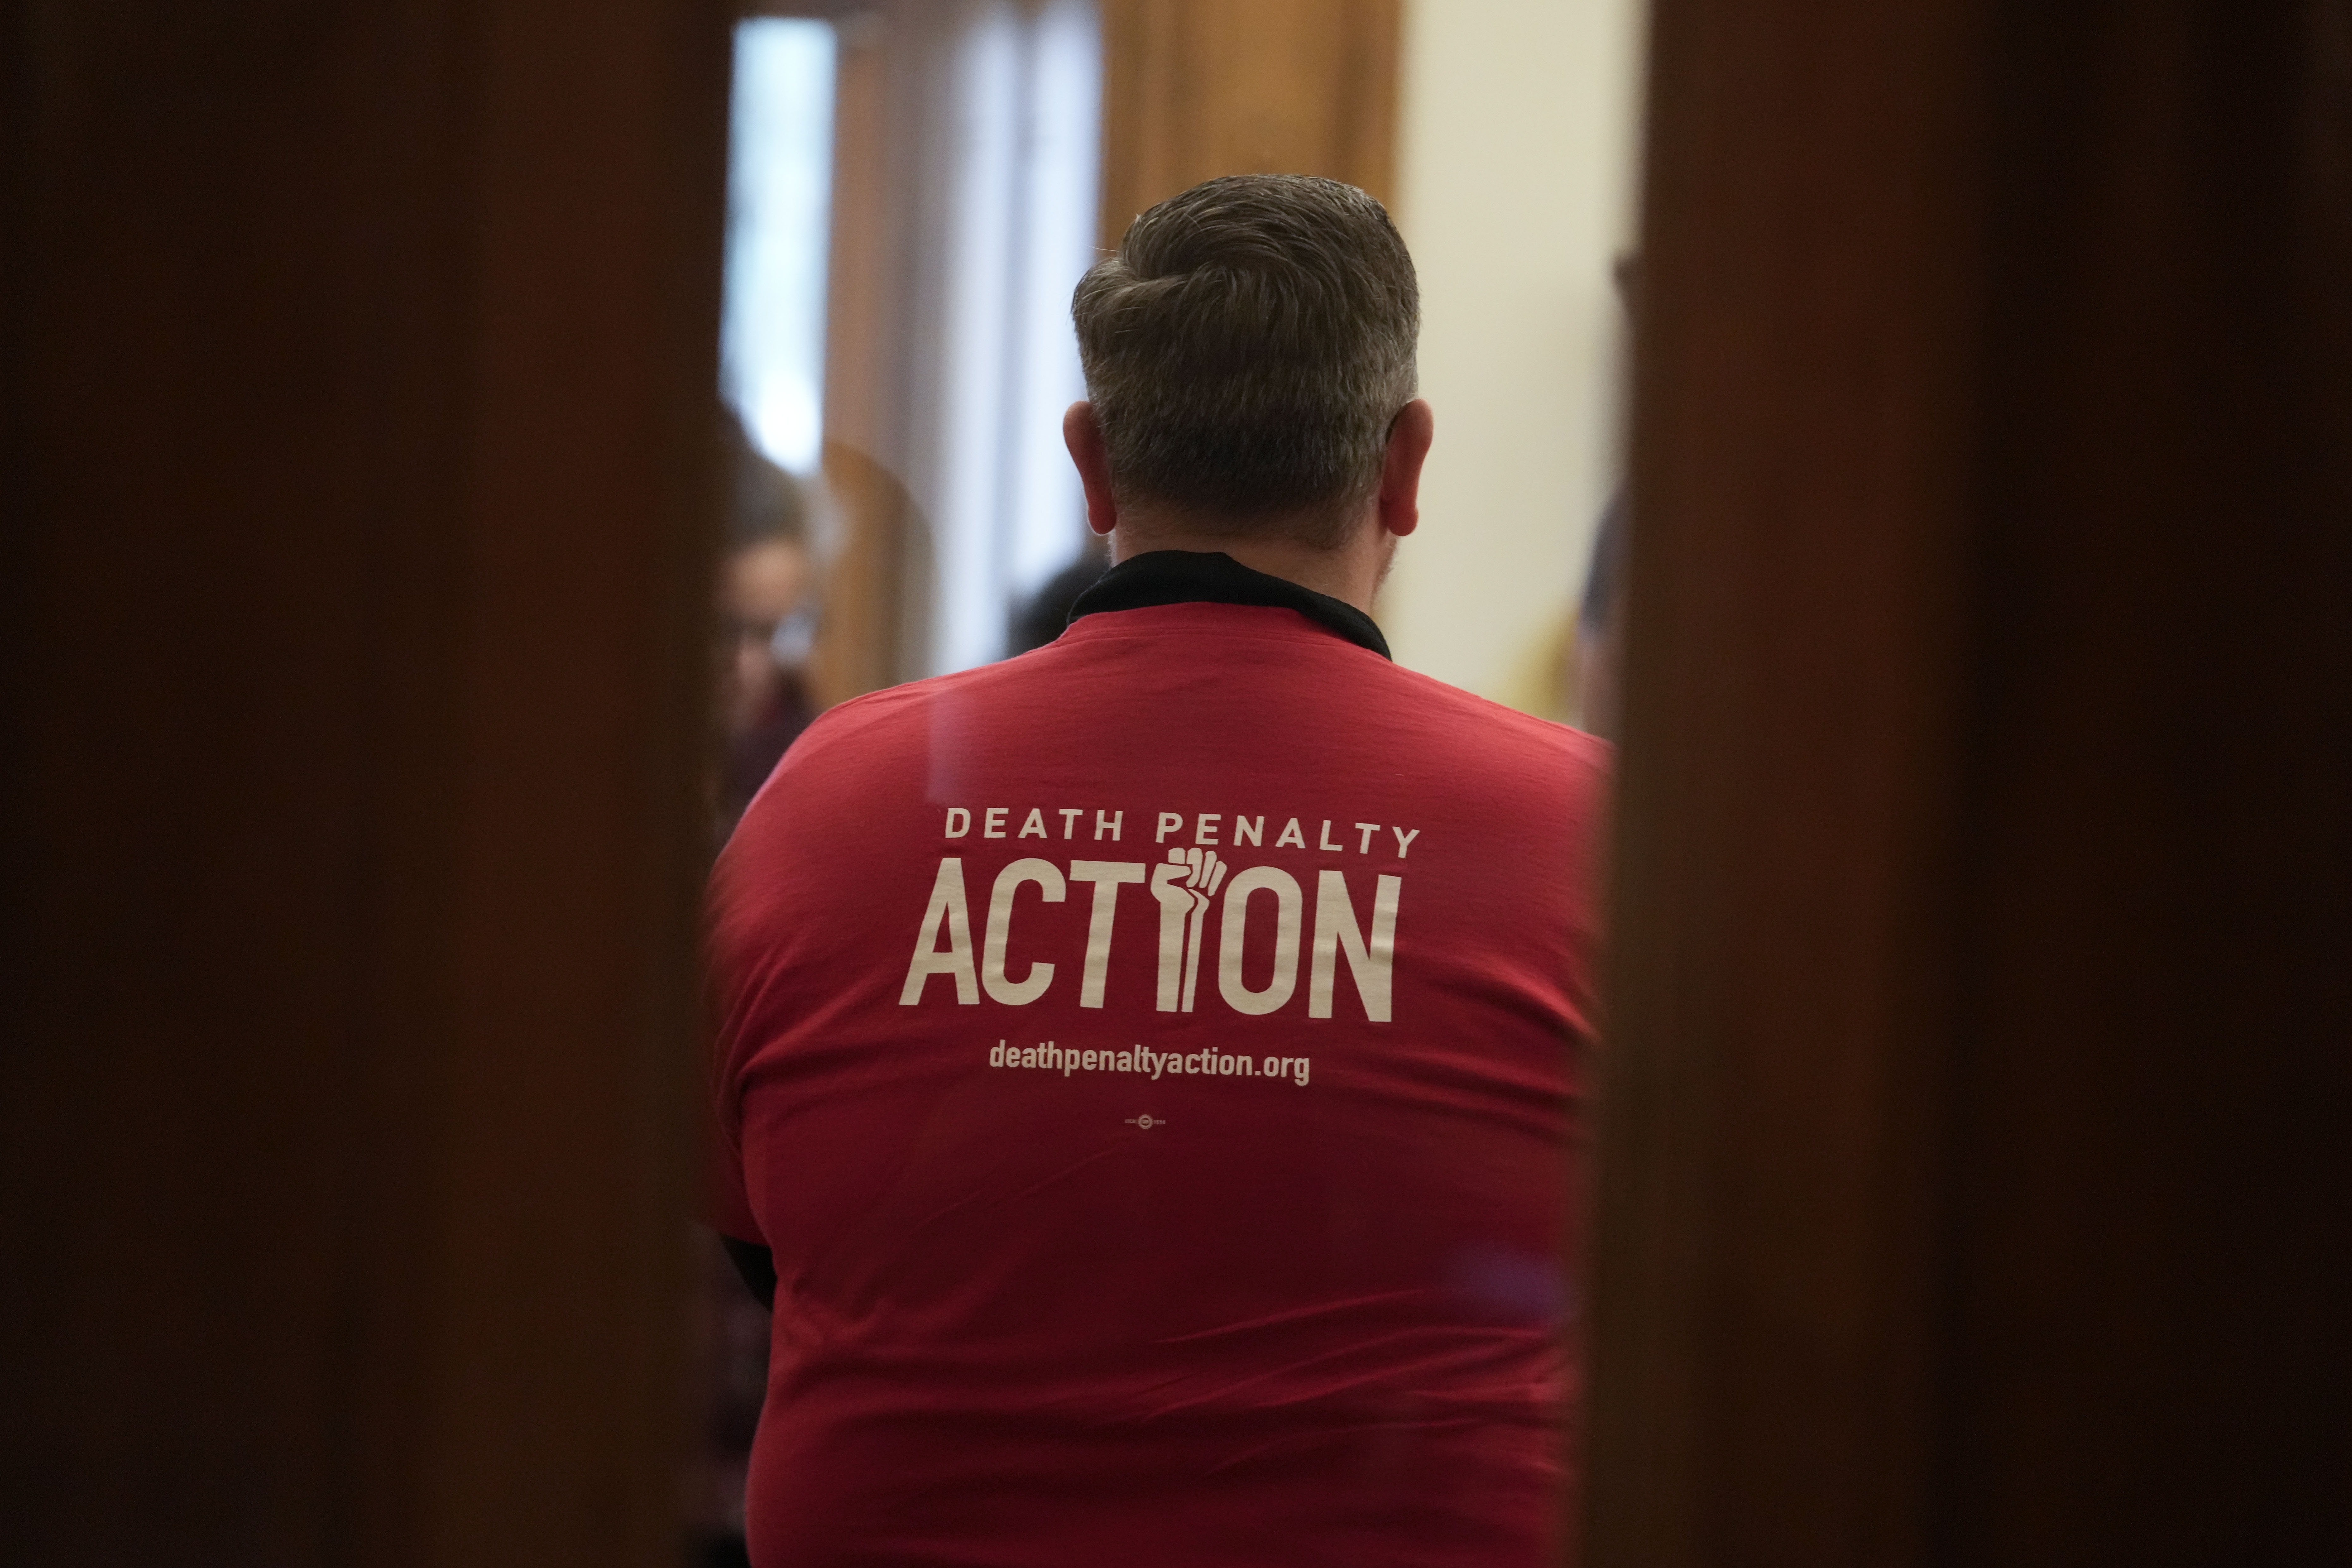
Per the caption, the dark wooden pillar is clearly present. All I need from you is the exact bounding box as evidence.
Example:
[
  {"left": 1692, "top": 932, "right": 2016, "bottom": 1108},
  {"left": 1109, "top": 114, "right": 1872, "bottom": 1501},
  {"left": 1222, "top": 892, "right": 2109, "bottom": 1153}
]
[
  {"left": 0, "top": 3, "right": 728, "bottom": 1563},
  {"left": 1587, "top": 2, "right": 2352, "bottom": 1564}
]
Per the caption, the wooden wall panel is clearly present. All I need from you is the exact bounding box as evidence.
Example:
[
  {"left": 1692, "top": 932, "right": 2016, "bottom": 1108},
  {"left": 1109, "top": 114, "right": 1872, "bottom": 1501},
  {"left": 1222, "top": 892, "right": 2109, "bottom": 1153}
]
[
  {"left": 1098, "top": 0, "right": 1401, "bottom": 243},
  {"left": 0, "top": 2, "right": 729, "bottom": 1563},
  {"left": 1582, "top": 3, "right": 1983, "bottom": 1560},
  {"left": 1587, "top": 1, "right": 2352, "bottom": 1564}
]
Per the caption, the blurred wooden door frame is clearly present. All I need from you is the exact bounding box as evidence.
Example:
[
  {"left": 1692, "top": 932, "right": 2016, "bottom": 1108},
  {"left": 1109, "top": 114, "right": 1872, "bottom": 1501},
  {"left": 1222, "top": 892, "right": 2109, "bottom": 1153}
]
[
  {"left": 1587, "top": 2, "right": 2352, "bottom": 1563},
  {"left": 2, "top": 2, "right": 728, "bottom": 1562}
]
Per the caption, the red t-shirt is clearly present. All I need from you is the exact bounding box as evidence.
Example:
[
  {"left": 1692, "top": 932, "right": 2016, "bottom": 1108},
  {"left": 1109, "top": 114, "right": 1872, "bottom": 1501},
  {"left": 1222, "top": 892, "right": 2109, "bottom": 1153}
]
[{"left": 709, "top": 573, "right": 1609, "bottom": 1567}]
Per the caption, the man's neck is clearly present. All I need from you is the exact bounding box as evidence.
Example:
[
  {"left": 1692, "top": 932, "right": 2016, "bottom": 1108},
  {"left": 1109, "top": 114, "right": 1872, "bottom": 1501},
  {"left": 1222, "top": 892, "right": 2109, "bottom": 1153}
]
[{"left": 1109, "top": 511, "right": 1393, "bottom": 617}]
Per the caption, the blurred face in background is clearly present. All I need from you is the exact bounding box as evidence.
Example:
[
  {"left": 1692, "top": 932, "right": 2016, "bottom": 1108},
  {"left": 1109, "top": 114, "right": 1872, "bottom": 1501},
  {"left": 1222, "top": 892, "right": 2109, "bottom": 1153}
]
[{"left": 723, "top": 536, "right": 812, "bottom": 735}]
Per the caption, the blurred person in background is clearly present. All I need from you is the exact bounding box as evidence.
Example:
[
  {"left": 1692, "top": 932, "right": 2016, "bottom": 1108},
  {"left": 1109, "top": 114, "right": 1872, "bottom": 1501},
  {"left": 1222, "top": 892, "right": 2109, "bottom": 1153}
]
[
  {"left": 717, "top": 411, "right": 820, "bottom": 836},
  {"left": 688, "top": 1220, "right": 768, "bottom": 1568},
  {"left": 1006, "top": 539, "right": 1110, "bottom": 656},
  {"left": 1571, "top": 492, "right": 1625, "bottom": 739},
  {"left": 1559, "top": 252, "right": 1637, "bottom": 738}
]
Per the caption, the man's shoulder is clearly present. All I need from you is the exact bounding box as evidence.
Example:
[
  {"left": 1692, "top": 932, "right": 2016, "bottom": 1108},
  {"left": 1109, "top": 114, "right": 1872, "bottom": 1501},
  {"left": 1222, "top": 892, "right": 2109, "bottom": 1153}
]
[
  {"left": 724, "top": 669, "right": 958, "bottom": 826},
  {"left": 1322, "top": 654, "right": 1615, "bottom": 817},
  {"left": 777, "top": 671, "right": 943, "bottom": 754},
  {"left": 1372, "top": 656, "right": 1614, "bottom": 772}
]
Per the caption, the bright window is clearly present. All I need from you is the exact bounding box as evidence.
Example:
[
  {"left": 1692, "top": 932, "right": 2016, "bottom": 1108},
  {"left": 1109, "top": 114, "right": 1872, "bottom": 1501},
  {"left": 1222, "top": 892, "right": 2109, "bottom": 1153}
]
[{"left": 722, "top": 18, "right": 838, "bottom": 474}]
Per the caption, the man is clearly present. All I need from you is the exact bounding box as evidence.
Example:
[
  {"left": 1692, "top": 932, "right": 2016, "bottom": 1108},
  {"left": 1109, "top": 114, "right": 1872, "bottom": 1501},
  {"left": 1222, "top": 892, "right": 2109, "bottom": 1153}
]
[{"left": 707, "top": 174, "right": 1609, "bottom": 1566}]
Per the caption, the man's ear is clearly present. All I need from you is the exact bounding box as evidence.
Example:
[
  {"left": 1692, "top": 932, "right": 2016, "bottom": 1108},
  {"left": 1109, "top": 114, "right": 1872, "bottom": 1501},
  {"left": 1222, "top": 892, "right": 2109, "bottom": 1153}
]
[
  {"left": 1377, "top": 399, "right": 1435, "bottom": 539},
  {"left": 1063, "top": 402, "right": 1120, "bottom": 535}
]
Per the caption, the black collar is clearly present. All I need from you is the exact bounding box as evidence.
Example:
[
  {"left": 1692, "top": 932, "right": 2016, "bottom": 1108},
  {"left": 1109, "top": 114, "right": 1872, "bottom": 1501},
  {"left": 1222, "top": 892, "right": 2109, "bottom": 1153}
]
[{"left": 1065, "top": 550, "right": 1391, "bottom": 660}]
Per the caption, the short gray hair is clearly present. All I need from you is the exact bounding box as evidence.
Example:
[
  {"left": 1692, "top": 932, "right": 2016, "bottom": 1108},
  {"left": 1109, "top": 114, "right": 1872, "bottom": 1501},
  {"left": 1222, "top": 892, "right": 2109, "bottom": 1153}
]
[{"left": 1072, "top": 175, "right": 1419, "bottom": 546}]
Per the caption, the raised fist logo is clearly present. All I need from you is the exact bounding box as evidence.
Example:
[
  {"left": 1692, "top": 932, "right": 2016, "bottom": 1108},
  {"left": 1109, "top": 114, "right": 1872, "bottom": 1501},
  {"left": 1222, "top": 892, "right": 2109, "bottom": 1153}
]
[
  {"left": 1151, "top": 846, "right": 1227, "bottom": 1011},
  {"left": 1175, "top": 845, "right": 1228, "bottom": 897}
]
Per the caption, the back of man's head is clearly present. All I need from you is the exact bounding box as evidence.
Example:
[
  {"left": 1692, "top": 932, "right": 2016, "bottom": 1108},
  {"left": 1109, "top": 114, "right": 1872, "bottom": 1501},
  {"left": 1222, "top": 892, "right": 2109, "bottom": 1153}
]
[{"left": 1072, "top": 174, "right": 1419, "bottom": 548}]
